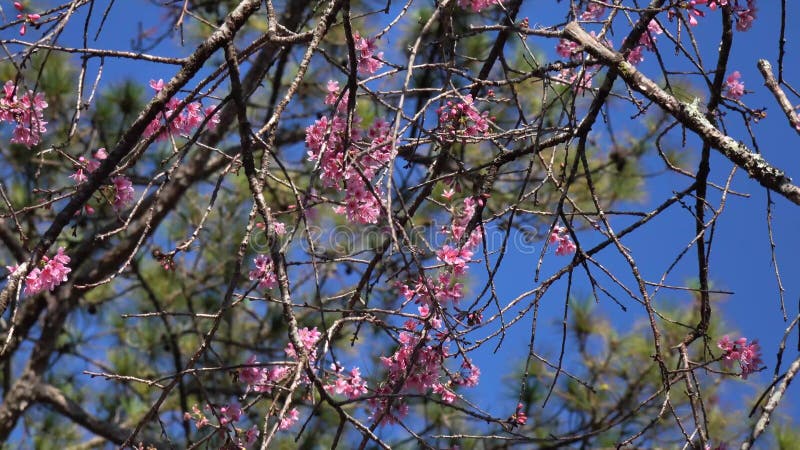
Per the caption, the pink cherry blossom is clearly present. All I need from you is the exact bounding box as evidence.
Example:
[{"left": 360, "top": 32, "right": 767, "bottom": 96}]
[
  {"left": 627, "top": 46, "right": 645, "bottom": 65},
  {"left": 278, "top": 408, "right": 299, "bottom": 430},
  {"left": 1, "top": 80, "right": 48, "bottom": 148},
  {"left": 718, "top": 336, "right": 762, "bottom": 379},
  {"left": 436, "top": 95, "right": 490, "bottom": 141},
  {"left": 248, "top": 255, "right": 277, "bottom": 289},
  {"left": 353, "top": 32, "right": 384, "bottom": 74},
  {"left": 457, "top": 0, "right": 501, "bottom": 13},
  {"left": 112, "top": 176, "right": 135, "bottom": 210},
  {"left": 580, "top": 3, "right": 606, "bottom": 21},
  {"left": 218, "top": 403, "right": 242, "bottom": 425},
  {"left": 511, "top": 403, "right": 527, "bottom": 425},
  {"left": 12, "top": 247, "right": 71, "bottom": 296},
  {"left": 555, "top": 39, "right": 580, "bottom": 59},
  {"left": 735, "top": 1, "right": 757, "bottom": 31},
  {"left": 549, "top": 226, "right": 576, "bottom": 256},
  {"left": 143, "top": 79, "right": 218, "bottom": 140},
  {"left": 325, "top": 364, "right": 369, "bottom": 399},
  {"left": 724, "top": 71, "right": 745, "bottom": 100}
]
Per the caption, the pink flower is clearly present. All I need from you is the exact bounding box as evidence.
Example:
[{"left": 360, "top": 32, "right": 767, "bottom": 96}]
[
  {"left": 436, "top": 95, "right": 490, "bottom": 140},
  {"left": 433, "top": 383, "right": 456, "bottom": 403},
  {"left": 724, "top": 71, "right": 745, "bottom": 100},
  {"left": 353, "top": 32, "right": 384, "bottom": 74},
  {"left": 218, "top": 403, "right": 242, "bottom": 425},
  {"left": 248, "top": 255, "right": 277, "bottom": 289},
  {"left": 325, "top": 364, "right": 369, "bottom": 399},
  {"left": 69, "top": 168, "right": 87, "bottom": 184},
  {"left": 1, "top": 80, "right": 48, "bottom": 148},
  {"left": 285, "top": 327, "right": 321, "bottom": 360},
  {"left": 244, "top": 426, "right": 259, "bottom": 445},
  {"left": 14, "top": 2, "right": 40, "bottom": 36},
  {"left": 580, "top": 3, "right": 605, "bottom": 21},
  {"left": 324, "top": 80, "right": 340, "bottom": 106},
  {"left": 549, "top": 226, "right": 576, "bottom": 256},
  {"left": 278, "top": 408, "right": 299, "bottom": 430},
  {"left": 718, "top": 336, "right": 762, "bottom": 379},
  {"left": 22, "top": 247, "right": 71, "bottom": 296},
  {"left": 149, "top": 79, "right": 165, "bottom": 91},
  {"left": 555, "top": 39, "right": 579, "bottom": 59},
  {"left": 94, "top": 147, "right": 108, "bottom": 160},
  {"left": 627, "top": 45, "right": 645, "bottom": 65},
  {"left": 511, "top": 403, "right": 527, "bottom": 425},
  {"left": 112, "top": 176, "right": 135, "bottom": 210},
  {"left": 442, "top": 188, "right": 455, "bottom": 200},
  {"left": 735, "top": 1, "right": 757, "bottom": 31},
  {"left": 457, "top": 0, "right": 501, "bottom": 12}
]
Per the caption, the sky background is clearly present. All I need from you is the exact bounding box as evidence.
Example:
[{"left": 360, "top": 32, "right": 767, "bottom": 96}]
[{"left": 3, "top": 0, "right": 798, "bottom": 444}]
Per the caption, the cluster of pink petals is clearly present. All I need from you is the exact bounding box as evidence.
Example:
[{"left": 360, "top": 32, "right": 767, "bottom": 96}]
[
  {"left": 457, "top": 0, "right": 501, "bottom": 13},
  {"left": 371, "top": 314, "right": 481, "bottom": 423},
  {"left": 324, "top": 364, "right": 369, "bottom": 399},
  {"left": 625, "top": 20, "right": 663, "bottom": 65},
  {"left": 718, "top": 336, "right": 762, "bottom": 379},
  {"left": 549, "top": 225, "right": 577, "bottom": 256},
  {"left": 580, "top": 3, "right": 606, "bottom": 21},
  {"left": 248, "top": 255, "right": 277, "bottom": 290},
  {"left": 143, "top": 79, "right": 219, "bottom": 140},
  {"left": 183, "top": 404, "right": 258, "bottom": 446},
  {"left": 240, "top": 355, "right": 289, "bottom": 394},
  {"left": 285, "top": 326, "right": 321, "bottom": 361},
  {"left": 218, "top": 403, "right": 243, "bottom": 426},
  {"left": 184, "top": 404, "right": 211, "bottom": 429},
  {"left": 1, "top": 80, "right": 48, "bottom": 148},
  {"left": 112, "top": 175, "right": 135, "bottom": 211},
  {"left": 680, "top": 0, "right": 757, "bottom": 30},
  {"left": 353, "top": 32, "right": 384, "bottom": 74},
  {"left": 13, "top": 2, "right": 40, "bottom": 36},
  {"left": 436, "top": 95, "right": 490, "bottom": 141},
  {"left": 556, "top": 69, "right": 594, "bottom": 96},
  {"left": 278, "top": 408, "right": 299, "bottom": 430},
  {"left": 511, "top": 402, "right": 528, "bottom": 425},
  {"left": 7, "top": 247, "right": 71, "bottom": 296},
  {"left": 305, "top": 82, "right": 393, "bottom": 224},
  {"left": 70, "top": 148, "right": 107, "bottom": 184},
  {"left": 724, "top": 71, "right": 745, "bottom": 100}
]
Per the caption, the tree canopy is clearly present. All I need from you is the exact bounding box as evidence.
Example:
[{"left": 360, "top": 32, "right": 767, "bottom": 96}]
[{"left": 0, "top": 0, "right": 799, "bottom": 448}]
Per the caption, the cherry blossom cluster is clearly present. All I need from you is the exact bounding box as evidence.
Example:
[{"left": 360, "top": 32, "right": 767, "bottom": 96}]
[
  {"left": 579, "top": 3, "right": 605, "bottom": 21},
  {"left": 183, "top": 403, "right": 258, "bottom": 448},
  {"left": 397, "top": 196, "right": 484, "bottom": 308},
  {"left": 509, "top": 403, "right": 528, "bottom": 426},
  {"left": 548, "top": 225, "right": 577, "bottom": 256},
  {"left": 248, "top": 255, "right": 277, "bottom": 290},
  {"left": 6, "top": 247, "right": 71, "bottom": 296},
  {"left": 353, "top": 32, "right": 384, "bottom": 75},
  {"left": 370, "top": 318, "right": 481, "bottom": 424},
  {"left": 1, "top": 80, "right": 48, "bottom": 148},
  {"left": 724, "top": 71, "right": 745, "bottom": 100},
  {"left": 305, "top": 81, "right": 394, "bottom": 224},
  {"left": 717, "top": 336, "right": 762, "bottom": 379},
  {"left": 68, "top": 147, "right": 135, "bottom": 213},
  {"left": 371, "top": 197, "right": 485, "bottom": 419},
  {"left": 679, "top": 0, "right": 757, "bottom": 31},
  {"left": 436, "top": 95, "right": 490, "bottom": 141},
  {"left": 323, "top": 364, "right": 369, "bottom": 399},
  {"left": 13, "top": 2, "right": 40, "bottom": 36},
  {"left": 626, "top": 20, "right": 663, "bottom": 65},
  {"left": 236, "top": 327, "right": 368, "bottom": 432},
  {"left": 69, "top": 148, "right": 107, "bottom": 184},
  {"left": 143, "top": 79, "right": 219, "bottom": 140},
  {"left": 457, "top": 0, "right": 502, "bottom": 13}
]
